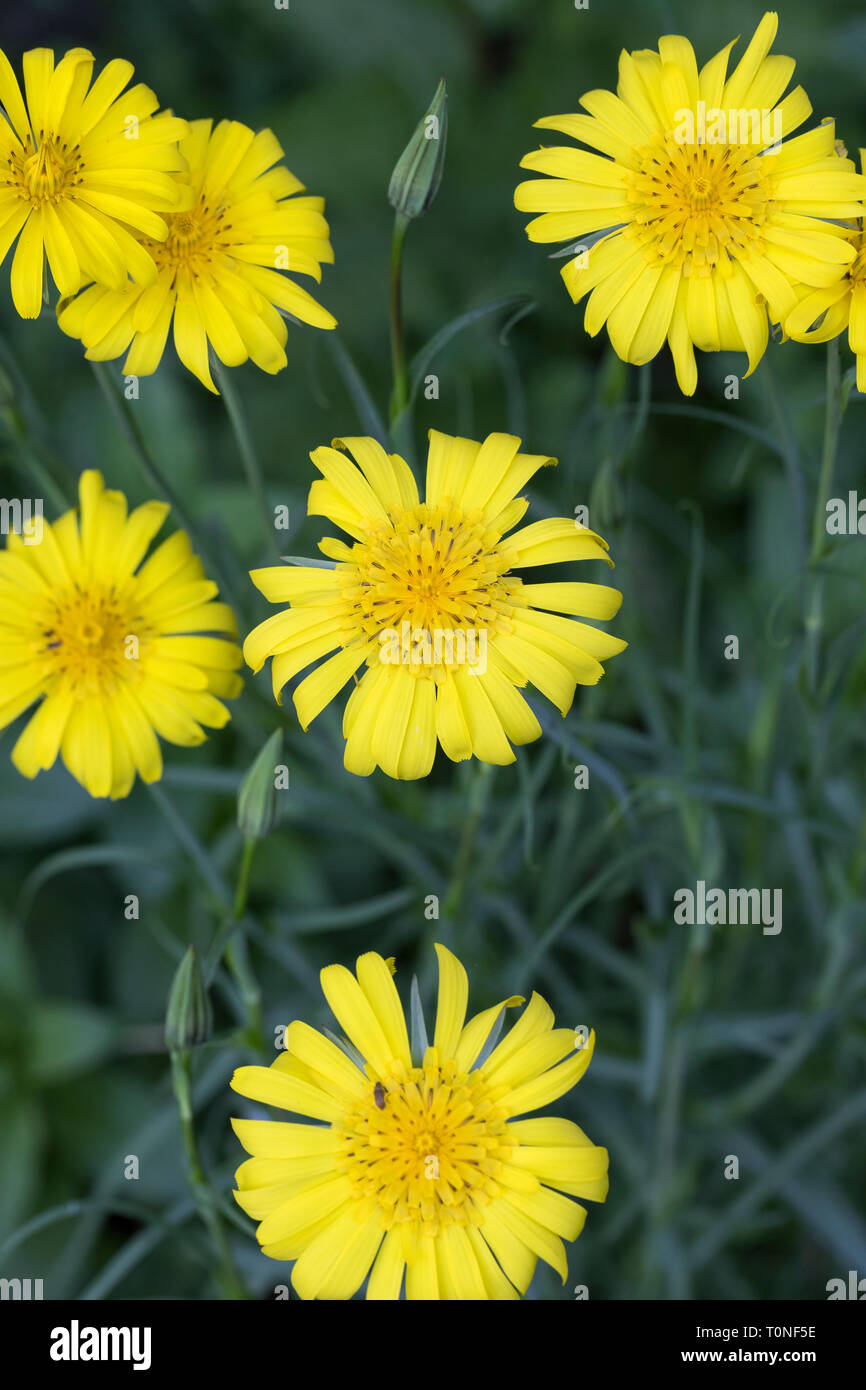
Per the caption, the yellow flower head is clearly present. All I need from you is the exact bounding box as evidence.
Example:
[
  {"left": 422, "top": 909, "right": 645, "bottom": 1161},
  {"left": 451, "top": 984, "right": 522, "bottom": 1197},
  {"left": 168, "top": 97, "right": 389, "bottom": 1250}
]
[
  {"left": 0, "top": 471, "right": 242, "bottom": 799},
  {"left": 0, "top": 46, "right": 191, "bottom": 317},
  {"left": 244, "top": 430, "right": 626, "bottom": 779},
  {"left": 786, "top": 149, "right": 866, "bottom": 390},
  {"left": 230, "top": 943, "right": 608, "bottom": 1300},
  {"left": 57, "top": 117, "right": 336, "bottom": 392},
  {"left": 515, "top": 12, "right": 866, "bottom": 394}
]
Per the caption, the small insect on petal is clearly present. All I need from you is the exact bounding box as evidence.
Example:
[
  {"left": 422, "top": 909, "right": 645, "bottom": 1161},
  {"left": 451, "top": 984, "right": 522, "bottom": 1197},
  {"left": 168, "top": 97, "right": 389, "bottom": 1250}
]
[{"left": 374, "top": 1081, "right": 386, "bottom": 1109}]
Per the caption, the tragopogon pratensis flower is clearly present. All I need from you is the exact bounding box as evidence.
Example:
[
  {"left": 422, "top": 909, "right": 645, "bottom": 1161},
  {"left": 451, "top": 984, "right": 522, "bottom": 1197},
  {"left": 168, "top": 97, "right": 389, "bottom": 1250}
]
[
  {"left": 786, "top": 149, "right": 866, "bottom": 391},
  {"left": 57, "top": 117, "right": 336, "bottom": 392},
  {"left": 244, "top": 430, "right": 626, "bottom": 779},
  {"left": 230, "top": 943, "right": 608, "bottom": 1300},
  {"left": 0, "top": 46, "right": 190, "bottom": 317},
  {"left": 515, "top": 12, "right": 866, "bottom": 394},
  {"left": 0, "top": 471, "right": 242, "bottom": 799}
]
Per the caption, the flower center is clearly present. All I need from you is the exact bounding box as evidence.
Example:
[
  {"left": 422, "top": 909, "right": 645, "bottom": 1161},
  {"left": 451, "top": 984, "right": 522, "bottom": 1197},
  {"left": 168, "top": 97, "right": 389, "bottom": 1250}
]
[
  {"left": 625, "top": 135, "right": 775, "bottom": 276},
  {"left": 8, "top": 133, "right": 84, "bottom": 204},
  {"left": 341, "top": 502, "right": 516, "bottom": 671},
  {"left": 41, "top": 586, "right": 146, "bottom": 695},
  {"left": 336, "top": 1053, "right": 511, "bottom": 1236},
  {"left": 149, "top": 198, "right": 232, "bottom": 275}
]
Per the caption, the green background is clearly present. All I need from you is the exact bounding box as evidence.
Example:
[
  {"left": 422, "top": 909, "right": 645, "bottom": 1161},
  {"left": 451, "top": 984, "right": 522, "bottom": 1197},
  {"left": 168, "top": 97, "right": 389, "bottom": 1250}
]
[{"left": 1, "top": 0, "right": 865, "bottom": 1300}]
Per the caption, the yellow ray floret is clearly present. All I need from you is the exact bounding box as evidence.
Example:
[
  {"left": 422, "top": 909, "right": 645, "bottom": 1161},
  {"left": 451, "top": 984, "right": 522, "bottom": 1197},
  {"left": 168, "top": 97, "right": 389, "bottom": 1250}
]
[
  {"left": 244, "top": 429, "right": 626, "bottom": 779},
  {"left": 785, "top": 149, "right": 866, "bottom": 391},
  {"left": 0, "top": 45, "right": 191, "bottom": 317},
  {"left": 230, "top": 943, "right": 608, "bottom": 1300},
  {"left": 0, "top": 471, "right": 242, "bottom": 798},
  {"left": 57, "top": 117, "right": 336, "bottom": 392},
  {"left": 515, "top": 12, "right": 866, "bottom": 394}
]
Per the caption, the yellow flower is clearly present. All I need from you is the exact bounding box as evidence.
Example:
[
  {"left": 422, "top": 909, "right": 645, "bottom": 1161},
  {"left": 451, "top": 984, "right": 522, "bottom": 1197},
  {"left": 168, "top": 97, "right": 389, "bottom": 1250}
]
[
  {"left": 786, "top": 149, "right": 866, "bottom": 390},
  {"left": 0, "top": 471, "right": 242, "bottom": 799},
  {"left": 57, "top": 117, "right": 336, "bottom": 393},
  {"left": 0, "top": 45, "right": 190, "bottom": 318},
  {"left": 230, "top": 943, "right": 608, "bottom": 1300},
  {"left": 244, "top": 430, "right": 626, "bottom": 779},
  {"left": 515, "top": 12, "right": 866, "bottom": 394}
]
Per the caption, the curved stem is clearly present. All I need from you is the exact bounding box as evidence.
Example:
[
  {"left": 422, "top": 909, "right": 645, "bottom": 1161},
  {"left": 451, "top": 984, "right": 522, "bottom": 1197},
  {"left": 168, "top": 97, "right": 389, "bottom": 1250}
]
[
  {"left": 224, "top": 837, "right": 266, "bottom": 1052},
  {"left": 388, "top": 212, "right": 410, "bottom": 426},
  {"left": 804, "top": 336, "right": 842, "bottom": 696},
  {"left": 0, "top": 334, "right": 72, "bottom": 509},
  {"left": 90, "top": 361, "right": 241, "bottom": 610},
  {"left": 148, "top": 783, "right": 265, "bottom": 1051},
  {"left": 214, "top": 363, "right": 278, "bottom": 560},
  {"left": 442, "top": 762, "right": 492, "bottom": 919},
  {"left": 170, "top": 1050, "right": 247, "bottom": 1299},
  {"left": 233, "top": 835, "right": 257, "bottom": 920}
]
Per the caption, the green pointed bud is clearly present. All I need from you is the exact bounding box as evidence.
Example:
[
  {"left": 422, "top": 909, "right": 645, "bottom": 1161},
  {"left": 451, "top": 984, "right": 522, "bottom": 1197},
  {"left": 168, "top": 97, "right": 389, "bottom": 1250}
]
[
  {"left": 388, "top": 78, "right": 447, "bottom": 219},
  {"left": 165, "top": 946, "right": 212, "bottom": 1052},
  {"left": 237, "top": 729, "right": 284, "bottom": 841}
]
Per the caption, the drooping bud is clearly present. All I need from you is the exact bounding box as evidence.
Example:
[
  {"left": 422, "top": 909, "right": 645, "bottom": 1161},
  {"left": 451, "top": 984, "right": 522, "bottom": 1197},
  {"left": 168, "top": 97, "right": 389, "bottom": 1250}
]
[
  {"left": 237, "top": 730, "right": 283, "bottom": 842},
  {"left": 388, "top": 78, "right": 448, "bottom": 220},
  {"left": 165, "top": 946, "right": 212, "bottom": 1052}
]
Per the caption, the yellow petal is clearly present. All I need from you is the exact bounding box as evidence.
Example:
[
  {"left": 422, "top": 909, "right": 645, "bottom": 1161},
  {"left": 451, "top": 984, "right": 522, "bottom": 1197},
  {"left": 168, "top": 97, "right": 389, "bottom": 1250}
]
[
  {"left": 230, "top": 1063, "right": 343, "bottom": 1123},
  {"left": 432, "top": 943, "right": 469, "bottom": 1058},
  {"left": 319, "top": 963, "right": 393, "bottom": 1074}
]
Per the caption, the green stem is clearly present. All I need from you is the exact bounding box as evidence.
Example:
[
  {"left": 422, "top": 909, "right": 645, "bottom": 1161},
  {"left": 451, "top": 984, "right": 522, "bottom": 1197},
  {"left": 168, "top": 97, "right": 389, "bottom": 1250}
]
[
  {"left": 225, "top": 934, "right": 265, "bottom": 1052},
  {"left": 323, "top": 333, "right": 389, "bottom": 444},
  {"left": 147, "top": 782, "right": 228, "bottom": 909},
  {"left": 90, "top": 361, "right": 240, "bottom": 609},
  {"left": 214, "top": 363, "right": 278, "bottom": 560},
  {"left": 388, "top": 212, "right": 411, "bottom": 426},
  {"left": 0, "top": 337, "right": 72, "bottom": 510},
  {"left": 224, "top": 837, "right": 266, "bottom": 1051},
  {"left": 680, "top": 501, "right": 704, "bottom": 869},
  {"left": 0, "top": 427, "right": 69, "bottom": 511},
  {"left": 233, "top": 836, "right": 257, "bottom": 920},
  {"left": 804, "top": 335, "right": 842, "bottom": 696},
  {"left": 170, "top": 1050, "right": 247, "bottom": 1299},
  {"left": 443, "top": 762, "right": 492, "bottom": 918},
  {"left": 147, "top": 784, "right": 265, "bottom": 1051}
]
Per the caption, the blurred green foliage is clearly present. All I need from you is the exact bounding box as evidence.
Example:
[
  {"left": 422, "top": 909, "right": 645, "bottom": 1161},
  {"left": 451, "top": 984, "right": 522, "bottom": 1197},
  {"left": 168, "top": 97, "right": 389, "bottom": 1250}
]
[{"left": 1, "top": 0, "right": 865, "bottom": 1300}]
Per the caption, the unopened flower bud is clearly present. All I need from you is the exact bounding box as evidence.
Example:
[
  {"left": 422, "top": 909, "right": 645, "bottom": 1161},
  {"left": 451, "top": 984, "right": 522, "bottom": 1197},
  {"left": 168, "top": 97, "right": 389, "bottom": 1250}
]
[
  {"left": 237, "top": 730, "right": 283, "bottom": 841},
  {"left": 165, "top": 946, "right": 212, "bottom": 1052},
  {"left": 388, "top": 79, "right": 448, "bottom": 219}
]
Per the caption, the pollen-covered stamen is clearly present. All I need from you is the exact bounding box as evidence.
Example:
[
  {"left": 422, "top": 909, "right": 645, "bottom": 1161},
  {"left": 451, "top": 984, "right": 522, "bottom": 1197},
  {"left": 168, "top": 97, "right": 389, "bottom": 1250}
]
[
  {"left": 339, "top": 501, "right": 518, "bottom": 663},
  {"left": 147, "top": 198, "right": 233, "bottom": 279},
  {"left": 336, "top": 1051, "right": 511, "bottom": 1236},
  {"left": 8, "top": 132, "right": 85, "bottom": 204},
  {"left": 41, "top": 586, "right": 147, "bottom": 695},
  {"left": 625, "top": 134, "right": 776, "bottom": 276}
]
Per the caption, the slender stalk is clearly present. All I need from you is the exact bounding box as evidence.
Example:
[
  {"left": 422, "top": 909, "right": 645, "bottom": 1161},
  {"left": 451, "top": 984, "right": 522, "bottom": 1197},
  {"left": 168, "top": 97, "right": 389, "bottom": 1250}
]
[
  {"left": 388, "top": 212, "right": 411, "bottom": 425},
  {"left": 323, "top": 333, "right": 389, "bottom": 445},
  {"left": 224, "top": 837, "right": 266, "bottom": 1052},
  {"left": 443, "top": 762, "right": 492, "bottom": 918},
  {"left": 91, "top": 362, "right": 199, "bottom": 537},
  {"left": 224, "top": 934, "right": 265, "bottom": 1053},
  {"left": 148, "top": 783, "right": 265, "bottom": 1051},
  {"left": 804, "top": 336, "right": 842, "bottom": 696},
  {"left": 0, "top": 408, "right": 70, "bottom": 510},
  {"left": 169, "top": 1050, "right": 247, "bottom": 1299},
  {"left": 0, "top": 336, "right": 72, "bottom": 510},
  {"left": 214, "top": 363, "right": 278, "bottom": 559},
  {"left": 233, "top": 836, "right": 257, "bottom": 920},
  {"left": 147, "top": 782, "right": 228, "bottom": 909},
  {"left": 679, "top": 501, "right": 704, "bottom": 869},
  {"left": 90, "top": 361, "right": 240, "bottom": 609}
]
